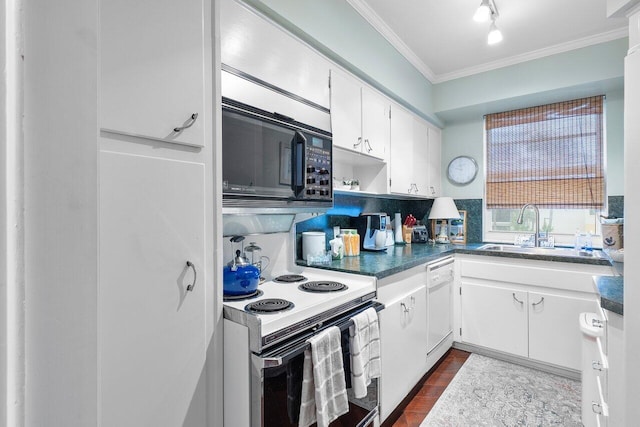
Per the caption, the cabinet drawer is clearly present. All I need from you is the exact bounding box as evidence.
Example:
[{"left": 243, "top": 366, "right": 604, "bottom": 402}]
[
  {"left": 377, "top": 264, "right": 427, "bottom": 304},
  {"left": 459, "top": 256, "right": 612, "bottom": 293}
]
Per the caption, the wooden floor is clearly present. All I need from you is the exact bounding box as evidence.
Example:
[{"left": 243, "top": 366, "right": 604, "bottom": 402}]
[{"left": 383, "top": 349, "right": 471, "bottom": 427}]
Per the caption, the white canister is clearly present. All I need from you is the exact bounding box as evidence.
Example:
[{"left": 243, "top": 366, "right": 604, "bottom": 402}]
[{"left": 302, "top": 231, "right": 326, "bottom": 260}]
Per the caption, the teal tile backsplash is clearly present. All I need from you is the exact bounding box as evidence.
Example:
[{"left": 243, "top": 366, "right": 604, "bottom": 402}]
[{"left": 295, "top": 195, "right": 624, "bottom": 258}]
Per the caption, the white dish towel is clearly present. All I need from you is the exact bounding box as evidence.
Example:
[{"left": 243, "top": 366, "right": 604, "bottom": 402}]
[
  {"left": 299, "top": 326, "right": 349, "bottom": 427},
  {"left": 349, "top": 307, "right": 381, "bottom": 398}
]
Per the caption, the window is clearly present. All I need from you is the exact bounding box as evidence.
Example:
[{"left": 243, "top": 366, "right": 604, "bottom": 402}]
[{"left": 484, "top": 96, "right": 606, "bottom": 246}]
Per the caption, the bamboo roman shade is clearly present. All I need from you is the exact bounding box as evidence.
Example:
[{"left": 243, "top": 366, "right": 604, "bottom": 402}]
[{"left": 485, "top": 96, "right": 605, "bottom": 209}]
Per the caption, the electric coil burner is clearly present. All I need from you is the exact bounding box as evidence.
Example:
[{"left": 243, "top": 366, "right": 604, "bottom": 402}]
[
  {"left": 223, "top": 289, "right": 263, "bottom": 302},
  {"left": 273, "top": 274, "right": 307, "bottom": 283},
  {"left": 299, "top": 281, "right": 348, "bottom": 293},
  {"left": 245, "top": 298, "right": 294, "bottom": 314}
]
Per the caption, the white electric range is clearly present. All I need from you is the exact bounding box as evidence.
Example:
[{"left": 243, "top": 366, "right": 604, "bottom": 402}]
[{"left": 222, "top": 267, "right": 378, "bottom": 353}]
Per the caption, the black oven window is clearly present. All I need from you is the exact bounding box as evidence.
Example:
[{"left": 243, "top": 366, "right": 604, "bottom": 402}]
[{"left": 262, "top": 329, "right": 377, "bottom": 427}]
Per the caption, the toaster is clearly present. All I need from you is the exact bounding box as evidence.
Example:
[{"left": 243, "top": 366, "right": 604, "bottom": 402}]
[{"left": 411, "top": 225, "right": 429, "bottom": 243}]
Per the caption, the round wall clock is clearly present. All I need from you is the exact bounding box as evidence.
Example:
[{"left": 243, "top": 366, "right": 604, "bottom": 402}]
[{"left": 447, "top": 156, "right": 478, "bottom": 186}]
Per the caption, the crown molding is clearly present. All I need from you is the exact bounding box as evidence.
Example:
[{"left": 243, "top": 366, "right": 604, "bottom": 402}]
[
  {"left": 433, "top": 27, "right": 629, "bottom": 83},
  {"left": 345, "top": 0, "right": 627, "bottom": 85},
  {"left": 345, "top": 0, "right": 437, "bottom": 82}
]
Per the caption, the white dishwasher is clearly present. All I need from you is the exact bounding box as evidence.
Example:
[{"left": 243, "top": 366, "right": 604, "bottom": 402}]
[{"left": 426, "top": 256, "right": 455, "bottom": 355}]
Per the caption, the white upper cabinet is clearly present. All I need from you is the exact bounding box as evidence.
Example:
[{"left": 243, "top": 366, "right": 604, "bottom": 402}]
[
  {"left": 413, "top": 117, "right": 433, "bottom": 196},
  {"left": 389, "top": 105, "right": 414, "bottom": 194},
  {"left": 330, "top": 68, "right": 363, "bottom": 153},
  {"left": 100, "top": 0, "right": 206, "bottom": 147},
  {"left": 220, "top": 0, "right": 331, "bottom": 108},
  {"left": 426, "top": 124, "right": 442, "bottom": 197},
  {"left": 389, "top": 103, "right": 439, "bottom": 197},
  {"left": 361, "top": 86, "right": 391, "bottom": 160},
  {"left": 330, "top": 68, "right": 390, "bottom": 161}
]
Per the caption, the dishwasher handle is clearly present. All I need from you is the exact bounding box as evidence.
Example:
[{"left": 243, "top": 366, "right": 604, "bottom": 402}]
[{"left": 427, "top": 256, "right": 454, "bottom": 272}]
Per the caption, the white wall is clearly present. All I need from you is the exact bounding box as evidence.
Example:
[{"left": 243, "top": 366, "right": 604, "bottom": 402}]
[
  {"left": 1, "top": 0, "right": 9, "bottom": 422},
  {"left": 440, "top": 90, "right": 625, "bottom": 200},
  {"left": 22, "top": 1, "right": 99, "bottom": 425}
]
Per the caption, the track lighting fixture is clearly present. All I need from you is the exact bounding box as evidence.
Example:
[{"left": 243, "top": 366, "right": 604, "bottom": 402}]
[
  {"left": 473, "top": 0, "right": 491, "bottom": 22},
  {"left": 474, "top": 0, "right": 503, "bottom": 45},
  {"left": 487, "top": 19, "right": 503, "bottom": 45}
]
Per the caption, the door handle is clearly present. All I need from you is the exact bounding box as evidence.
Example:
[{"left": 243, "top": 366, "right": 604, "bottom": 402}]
[
  {"left": 186, "top": 261, "right": 197, "bottom": 291},
  {"left": 173, "top": 113, "right": 198, "bottom": 133},
  {"left": 512, "top": 293, "right": 524, "bottom": 305},
  {"left": 532, "top": 297, "right": 544, "bottom": 307}
]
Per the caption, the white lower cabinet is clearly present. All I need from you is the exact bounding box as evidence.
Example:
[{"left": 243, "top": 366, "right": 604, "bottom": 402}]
[
  {"left": 460, "top": 283, "right": 528, "bottom": 357},
  {"left": 529, "top": 291, "right": 598, "bottom": 370},
  {"left": 99, "top": 151, "right": 207, "bottom": 426},
  {"left": 581, "top": 311, "right": 609, "bottom": 427},
  {"left": 458, "top": 255, "right": 610, "bottom": 370},
  {"left": 377, "top": 266, "right": 428, "bottom": 422}
]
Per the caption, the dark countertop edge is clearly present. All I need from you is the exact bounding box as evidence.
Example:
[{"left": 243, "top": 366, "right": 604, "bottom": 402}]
[
  {"left": 299, "top": 250, "right": 458, "bottom": 279},
  {"left": 453, "top": 248, "right": 613, "bottom": 266},
  {"left": 297, "top": 244, "right": 614, "bottom": 279},
  {"left": 594, "top": 275, "right": 624, "bottom": 316}
]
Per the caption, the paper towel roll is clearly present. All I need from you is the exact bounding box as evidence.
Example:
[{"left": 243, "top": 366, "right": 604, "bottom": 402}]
[{"left": 394, "top": 213, "right": 404, "bottom": 243}]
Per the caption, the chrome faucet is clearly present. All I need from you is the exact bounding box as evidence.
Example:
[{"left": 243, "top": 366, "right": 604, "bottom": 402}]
[{"left": 516, "top": 204, "right": 540, "bottom": 247}]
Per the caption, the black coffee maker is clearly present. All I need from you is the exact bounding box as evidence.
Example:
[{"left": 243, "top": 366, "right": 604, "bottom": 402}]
[{"left": 352, "top": 213, "right": 387, "bottom": 251}]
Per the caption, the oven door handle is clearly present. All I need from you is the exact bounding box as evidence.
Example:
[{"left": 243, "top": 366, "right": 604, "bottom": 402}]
[{"left": 258, "top": 301, "right": 385, "bottom": 368}]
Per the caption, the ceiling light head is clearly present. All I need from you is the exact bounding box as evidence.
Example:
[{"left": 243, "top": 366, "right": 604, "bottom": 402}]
[
  {"left": 487, "top": 19, "right": 503, "bottom": 45},
  {"left": 473, "top": 0, "right": 492, "bottom": 22}
]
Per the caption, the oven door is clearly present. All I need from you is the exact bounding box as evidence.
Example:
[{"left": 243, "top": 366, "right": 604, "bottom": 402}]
[{"left": 250, "top": 302, "right": 383, "bottom": 427}]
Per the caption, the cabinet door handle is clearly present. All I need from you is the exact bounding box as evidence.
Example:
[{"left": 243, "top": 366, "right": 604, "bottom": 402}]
[
  {"left": 174, "top": 113, "right": 198, "bottom": 133},
  {"left": 512, "top": 293, "right": 524, "bottom": 305},
  {"left": 532, "top": 297, "right": 544, "bottom": 307},
  {"left": 591, "top": 402, "right": 602, "bottom": 414},
  {"left": 429, "top": 186, "right": 436, "bottom": 196},
  {"left": 354, "top": 136, "right": 362, "bottom": 148},
  {"left": 186, "top": 261, "right": 197, "bottom": 291},
  {"left": 400, "top": 302, "right": 411, "bottom": 313},
  {"left": 592, "top": 360, "right": 603, "bottom": 371},
  {"left": 365, "top": 139, "right": 372, "bottom": 152}
]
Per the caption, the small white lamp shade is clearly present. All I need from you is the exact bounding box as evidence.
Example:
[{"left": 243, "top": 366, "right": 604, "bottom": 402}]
[{"left": 428, "top": 197, "right": 460, "bottom": 220}]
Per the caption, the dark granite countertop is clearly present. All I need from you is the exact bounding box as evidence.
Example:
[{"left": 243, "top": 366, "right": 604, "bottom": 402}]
[
  {"left": 299, "top": 243, "right": 463, "bottom": 279},
  {"left": 594, "top": 274, "right": 624, "bottom": 316},
  {"left": 298, "top": 242, "right": 614, "bottom": 279}
]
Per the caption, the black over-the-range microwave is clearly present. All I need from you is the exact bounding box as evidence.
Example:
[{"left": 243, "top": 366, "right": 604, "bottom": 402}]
[{"left": 221, "top": 66, "right": 333, "bottom": 211}]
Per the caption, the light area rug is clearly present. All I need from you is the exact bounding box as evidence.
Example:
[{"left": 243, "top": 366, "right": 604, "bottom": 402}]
[{"left": 420, "top": 353, "right": 581, "bottom": 426}]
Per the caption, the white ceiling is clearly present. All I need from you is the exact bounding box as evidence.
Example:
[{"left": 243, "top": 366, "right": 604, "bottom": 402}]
[{"left": 349, "top": 0, "right": 629, "bottom": 83}]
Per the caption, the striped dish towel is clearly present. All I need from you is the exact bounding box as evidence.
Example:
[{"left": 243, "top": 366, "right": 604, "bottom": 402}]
[
  {"left": 349, "top": 307, "right": 381, "bottom": 398},
  {"left": 299, "top": 326, "right": 349, "bottom": 427}
]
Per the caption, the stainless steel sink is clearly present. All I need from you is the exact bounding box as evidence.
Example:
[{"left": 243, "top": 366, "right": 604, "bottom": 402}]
[{"left": 477, "top": 244, "right": 607, "bottom": 259}]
